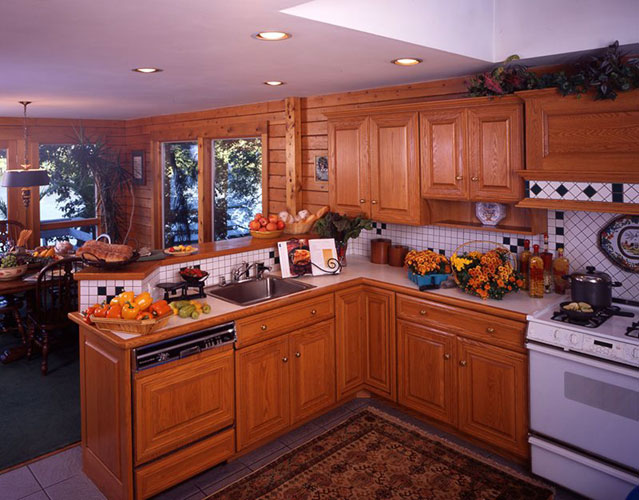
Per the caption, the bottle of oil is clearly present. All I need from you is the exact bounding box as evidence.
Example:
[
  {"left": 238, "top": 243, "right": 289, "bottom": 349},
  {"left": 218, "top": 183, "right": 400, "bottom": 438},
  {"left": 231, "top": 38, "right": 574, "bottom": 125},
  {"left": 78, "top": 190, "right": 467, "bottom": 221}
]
[
  {"left": 529, "top": 244, "right": 545, "bottom": 298},
  {"left": 541, "top": 233, "right": 553, "bottom": 294},
  {"left": 518, "top": 239, "right": 531, "bottom": 290},
  {"left": 553, "top": 248, "right": 570, "bottom": 294}
]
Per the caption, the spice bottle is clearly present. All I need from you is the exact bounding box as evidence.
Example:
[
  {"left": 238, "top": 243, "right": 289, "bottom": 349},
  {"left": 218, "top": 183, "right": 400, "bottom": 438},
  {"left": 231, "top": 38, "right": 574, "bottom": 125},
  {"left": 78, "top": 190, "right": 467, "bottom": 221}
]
[
  {"left": 541, "top": 233, "right": 553, "bottom": 294},
  {"left": 518, "top": 239, "right": 531, "bottom": 290},
  {"left": 529, "top": 244, "right": 545, "bottom": 298},
  {"left": 553, "top": 248, "right": 570, "bottom": 294}
]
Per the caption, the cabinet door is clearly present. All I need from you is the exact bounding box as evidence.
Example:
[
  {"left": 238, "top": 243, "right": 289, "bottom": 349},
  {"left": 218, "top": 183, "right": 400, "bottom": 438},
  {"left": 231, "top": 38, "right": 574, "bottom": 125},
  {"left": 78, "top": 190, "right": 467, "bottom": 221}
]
[
  {"left": 236, "top": 335, "right": 290, "bottom": 450},
  {"left": 420, "top": 109, "right": 468, "bottom": 199},
  {"left": 363, "top": 287, "right": 396, "bottom": 400},
  {"left": 457, "top": 338, "right": 528, "bottom": 458},
  {"left": 369, "top": 112, "right": 422, "bottom": 224},
  {"left": 328, "top": 116, "right": 370, "bottom": 217},
  {"left": 397, "top": 321, "right": 456, "bottom": 425},
  {"left": 335, "top": 287, "right": 366, "bottom": 399},
  {"left": 290, "top": 320, "right": 336, "bottom": 423},
  {"left": 468, "top": 103, "right": 523, "bottom": 201},
  {"left": 134, "top": 349, "right": 234, "bottom": 464}
]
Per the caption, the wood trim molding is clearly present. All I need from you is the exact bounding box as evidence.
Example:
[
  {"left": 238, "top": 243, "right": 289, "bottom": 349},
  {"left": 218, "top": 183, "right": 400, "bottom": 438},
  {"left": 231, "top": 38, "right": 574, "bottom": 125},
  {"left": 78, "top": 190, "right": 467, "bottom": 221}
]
[
  {"left": 261, "top": 131, "right": 269, "bottom": 217},
  {"left": 151, "top": 140, "right": 163, "bottom": 249},
  {"left": 516, "top": 198, "right": 639, "bottom": 215},
  {"left": 285, "top": 97, "right": 302, "bottom": 214},
  {"left": 197, "top": 137, "right": 212, "bottom": 244}
]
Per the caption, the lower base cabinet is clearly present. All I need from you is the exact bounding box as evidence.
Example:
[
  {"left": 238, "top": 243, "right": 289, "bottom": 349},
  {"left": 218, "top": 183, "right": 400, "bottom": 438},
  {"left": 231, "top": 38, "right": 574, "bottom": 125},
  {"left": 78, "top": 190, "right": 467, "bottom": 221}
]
[{"left": 236, "top": 319, "right": 336, "bottom": 450}]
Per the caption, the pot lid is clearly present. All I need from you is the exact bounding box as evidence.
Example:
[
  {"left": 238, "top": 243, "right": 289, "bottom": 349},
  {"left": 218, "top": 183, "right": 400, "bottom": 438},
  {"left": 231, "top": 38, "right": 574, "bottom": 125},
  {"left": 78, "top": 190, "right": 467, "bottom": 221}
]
[{"left": 571, "top": 266, "right": 614, "bottom": 284}]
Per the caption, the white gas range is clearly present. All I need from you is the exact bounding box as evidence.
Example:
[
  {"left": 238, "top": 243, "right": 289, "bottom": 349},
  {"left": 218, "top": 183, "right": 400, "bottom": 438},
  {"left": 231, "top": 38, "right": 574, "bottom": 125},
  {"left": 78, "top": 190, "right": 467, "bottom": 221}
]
[{"left": 526, "top": 299, "right": 639, "bottom": 500}]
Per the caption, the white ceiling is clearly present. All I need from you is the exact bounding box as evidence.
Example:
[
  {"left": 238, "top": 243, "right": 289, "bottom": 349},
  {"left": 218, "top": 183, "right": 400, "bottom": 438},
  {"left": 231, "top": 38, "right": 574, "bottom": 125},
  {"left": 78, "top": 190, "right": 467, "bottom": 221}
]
[{"left": 1, "top": 0, "right": 637, "bottom": 120}]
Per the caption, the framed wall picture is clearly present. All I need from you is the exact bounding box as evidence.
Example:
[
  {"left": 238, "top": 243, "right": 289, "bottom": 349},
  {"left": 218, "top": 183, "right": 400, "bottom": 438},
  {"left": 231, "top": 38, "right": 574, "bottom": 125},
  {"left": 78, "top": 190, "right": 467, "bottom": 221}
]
[
  {"left": 309, "top": 238, "right": 339, "bottom": 276},
  {"left": 132, "top": 150, "right": 145, "bottom": 185},
  {"left": 314, "top": 155, "right": 328, "bottom": 182}
]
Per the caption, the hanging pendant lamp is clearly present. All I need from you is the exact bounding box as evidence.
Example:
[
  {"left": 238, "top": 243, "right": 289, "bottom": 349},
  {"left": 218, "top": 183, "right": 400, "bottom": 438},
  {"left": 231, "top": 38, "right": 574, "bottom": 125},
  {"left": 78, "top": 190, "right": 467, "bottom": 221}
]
[{"left": 1, "top": 101, "right": 50, "bottom": 208}]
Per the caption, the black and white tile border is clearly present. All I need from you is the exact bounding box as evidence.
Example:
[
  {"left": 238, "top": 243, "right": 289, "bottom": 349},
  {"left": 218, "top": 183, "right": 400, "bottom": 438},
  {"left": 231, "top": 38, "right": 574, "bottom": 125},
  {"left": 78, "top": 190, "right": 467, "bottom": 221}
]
[{"left": 526, "top": 181, "right": 639, "bottom": 204}]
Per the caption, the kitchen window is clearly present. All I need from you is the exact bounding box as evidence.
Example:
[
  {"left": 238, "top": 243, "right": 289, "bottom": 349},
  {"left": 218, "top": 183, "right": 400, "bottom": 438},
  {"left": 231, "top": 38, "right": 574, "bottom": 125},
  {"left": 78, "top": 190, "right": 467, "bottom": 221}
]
[
  {"left": 39, "top": 144, "right": 98, "bottom": 246},
  {"left": 212, "top": 137, "right": 262, "bottom": 241}
]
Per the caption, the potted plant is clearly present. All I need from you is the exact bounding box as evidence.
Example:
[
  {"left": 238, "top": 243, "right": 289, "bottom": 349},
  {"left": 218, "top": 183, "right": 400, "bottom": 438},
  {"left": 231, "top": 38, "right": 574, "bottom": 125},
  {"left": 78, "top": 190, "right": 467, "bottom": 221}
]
[
  {"left": 313, "top": 212, "right": 373, "bottom": 265},
  {"left": 404, "top": 250, "right": 451, "bottom": 287}
]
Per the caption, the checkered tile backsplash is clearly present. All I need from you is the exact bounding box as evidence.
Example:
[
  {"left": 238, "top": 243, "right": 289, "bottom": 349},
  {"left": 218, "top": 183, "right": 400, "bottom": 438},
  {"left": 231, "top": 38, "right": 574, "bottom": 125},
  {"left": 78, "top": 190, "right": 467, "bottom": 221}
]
[
  {"left": 349, "top": 210, "right": 639, "bottom": 301},
  {"left": 526, "top": 181, "right": 639, "bottom": 204}
]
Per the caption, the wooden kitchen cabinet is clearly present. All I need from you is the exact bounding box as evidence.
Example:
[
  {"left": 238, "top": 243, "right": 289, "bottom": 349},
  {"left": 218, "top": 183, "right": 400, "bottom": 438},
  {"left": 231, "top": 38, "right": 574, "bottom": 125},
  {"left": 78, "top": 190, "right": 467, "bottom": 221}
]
[
  {"left": 289, "top": 320, "right": 336, "bottom": 422},
  {"left": 335, "top": 287, "right": 366, "bottom": 399},
  {"left": 397, "top": 320, "right": 456, "bottom": 425},
  {"left": 327, "top": 110, "right": 427, "bottom": 225},
  {"left": 457, "top": 337, "right": 528, "bottom": 457},
  {"left": 236, "top": 335, "right": 290, "bottom": 451},
  {"left": 363, "top": 287, "right": 396, "bottom": 400},
  {"left": 420, "top": 97, "right": 523, "bottom": 202}
]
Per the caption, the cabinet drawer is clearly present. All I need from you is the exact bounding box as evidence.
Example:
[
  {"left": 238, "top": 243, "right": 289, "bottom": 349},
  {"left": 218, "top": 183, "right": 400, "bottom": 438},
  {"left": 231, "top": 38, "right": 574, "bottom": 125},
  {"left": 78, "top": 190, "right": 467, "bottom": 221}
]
[
  {"left": 135, "top": 428, "right": 234, "bottom": 499},
  {"left": 236, "top": 294, "right": 334, "bottom": 348},
  {"left": 396, "top": 294, "right": 525, "bottom": 351}
]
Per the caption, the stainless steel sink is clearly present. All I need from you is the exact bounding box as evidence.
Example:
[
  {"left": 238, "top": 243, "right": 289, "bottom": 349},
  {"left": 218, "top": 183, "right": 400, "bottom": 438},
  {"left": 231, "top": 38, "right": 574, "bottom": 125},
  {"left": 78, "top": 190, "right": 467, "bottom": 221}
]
[{"left": 206, "top": 277, "right": 315, "bottom": 306}]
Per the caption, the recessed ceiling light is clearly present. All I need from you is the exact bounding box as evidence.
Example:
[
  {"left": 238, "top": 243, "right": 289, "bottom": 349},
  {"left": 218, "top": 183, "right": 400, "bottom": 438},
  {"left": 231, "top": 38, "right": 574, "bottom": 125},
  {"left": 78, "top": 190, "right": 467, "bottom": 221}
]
[
  {"left": 391, "top": 58, "right": 423, "bottom": 66},
  {"left": 264, "top": 81, "right": 285, "bottom": 86},
  {"left": 132, "top": 67, "right": 163, "bottom": 73},
  {"left": 253, "top": 31, "right": 291, "bottom": 41}
]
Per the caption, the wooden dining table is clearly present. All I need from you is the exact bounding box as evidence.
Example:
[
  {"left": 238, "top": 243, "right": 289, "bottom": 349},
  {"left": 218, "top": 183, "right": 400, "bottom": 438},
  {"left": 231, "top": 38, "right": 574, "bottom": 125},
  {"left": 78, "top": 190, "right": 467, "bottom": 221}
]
[{"left": 0, "top": 272, "right": 37, "bottom": 363}]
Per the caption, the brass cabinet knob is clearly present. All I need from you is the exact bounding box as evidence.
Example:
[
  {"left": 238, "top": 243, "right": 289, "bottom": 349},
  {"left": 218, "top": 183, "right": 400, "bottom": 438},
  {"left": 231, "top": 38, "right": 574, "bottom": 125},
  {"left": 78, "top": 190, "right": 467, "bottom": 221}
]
[
  {"left": 471, "top": 176, "right": 479, "bottom": 181},
  {"left": 486, "top": 327, "right": 495, "bottom": 334},
  {"left": 295, "top": 352, "right": 301, "bottom": 358},
  {"left": 444, "top": 353, "right": 451, "bottom": 360},
  {"left": 419, "top": 309, "right": 427, "bottom": 316},
  {"left": 282, "top": 357, "right": 288, "bottom": 363},
  {"left": 359, "top": 199, "right": 366, "bottom": 203},
  {"left": 261, "top": 324, "right": 267, "bottom": 331},
  {"left": 455, "top": 175, "right": 463, "bottom": 180},
  {"left": 371, "top": 200, "right": 378, "bottom": 205},
  {"left": 459, "top": 360, "right": 467, "bottom": 367},
  {"left": 310, "top": 309, "right": 317, "bottom": 315}
]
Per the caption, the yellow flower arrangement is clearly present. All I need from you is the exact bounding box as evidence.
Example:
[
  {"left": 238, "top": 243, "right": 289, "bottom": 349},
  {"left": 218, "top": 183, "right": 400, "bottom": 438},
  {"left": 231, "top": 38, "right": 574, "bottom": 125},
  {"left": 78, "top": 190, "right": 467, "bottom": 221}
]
[{"left": 452, "top": 247, "right": 523, "bottom": 300}]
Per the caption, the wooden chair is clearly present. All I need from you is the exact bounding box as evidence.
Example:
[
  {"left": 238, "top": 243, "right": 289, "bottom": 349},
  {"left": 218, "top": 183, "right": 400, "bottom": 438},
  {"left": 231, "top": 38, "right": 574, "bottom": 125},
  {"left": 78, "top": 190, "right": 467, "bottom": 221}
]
[
  {"left": 26, "top": 257, "right": 83, "bottom": 375},
  {"left": 0, "top": 220, "right": 25, "bottom": 253}
]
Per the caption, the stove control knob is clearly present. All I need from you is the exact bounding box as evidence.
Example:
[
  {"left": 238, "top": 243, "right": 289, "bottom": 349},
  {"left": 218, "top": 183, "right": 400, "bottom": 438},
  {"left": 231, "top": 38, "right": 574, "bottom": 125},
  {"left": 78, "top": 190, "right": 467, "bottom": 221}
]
[
  {"left": 553, "top": 330, "right": 561, "bottom": 340},
  {"left": 570, "top": 334, "right": 578, "bottom": 344},
  {"left": 633, "top": 348, "right": 639, "bottom": 359}
]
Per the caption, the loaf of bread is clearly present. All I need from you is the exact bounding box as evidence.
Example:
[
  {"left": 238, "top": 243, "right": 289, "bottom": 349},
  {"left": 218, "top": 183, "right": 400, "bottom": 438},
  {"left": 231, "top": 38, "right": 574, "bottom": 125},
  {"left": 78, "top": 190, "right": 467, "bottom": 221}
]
[{"left": 77, "top": 240, "right": 134, "bottom": 263}]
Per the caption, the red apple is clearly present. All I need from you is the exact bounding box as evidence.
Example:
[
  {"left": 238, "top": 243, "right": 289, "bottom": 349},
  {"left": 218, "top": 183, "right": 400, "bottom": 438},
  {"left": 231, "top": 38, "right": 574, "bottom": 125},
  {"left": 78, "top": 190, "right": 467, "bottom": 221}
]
[{"left": 276, "top": 220, "right": 285, "bottom": 230}]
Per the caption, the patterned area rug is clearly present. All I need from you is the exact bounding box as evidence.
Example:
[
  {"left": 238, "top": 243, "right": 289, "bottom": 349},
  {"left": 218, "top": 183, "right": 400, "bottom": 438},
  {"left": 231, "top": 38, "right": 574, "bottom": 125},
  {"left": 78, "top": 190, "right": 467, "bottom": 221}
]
[{"left": 207, "top": 407, "right": 553, "bottom": 500}]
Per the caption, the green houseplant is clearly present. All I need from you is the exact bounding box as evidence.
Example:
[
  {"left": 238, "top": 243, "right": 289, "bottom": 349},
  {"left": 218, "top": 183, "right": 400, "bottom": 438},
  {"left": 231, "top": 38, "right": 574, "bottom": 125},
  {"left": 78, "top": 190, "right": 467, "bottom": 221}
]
[{"left": 313, "top": 212, "right": 373, "bottom": 265}]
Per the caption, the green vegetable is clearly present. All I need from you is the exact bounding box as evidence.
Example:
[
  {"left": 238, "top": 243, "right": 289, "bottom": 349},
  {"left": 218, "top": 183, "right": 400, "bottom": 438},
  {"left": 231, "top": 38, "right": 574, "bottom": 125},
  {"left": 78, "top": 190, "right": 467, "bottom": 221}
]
[
  {"left": 190, "top": 311, "right": 200, "bottom": 320},
  {"left": 202, "top": 304, "right": 211, "bottom": 314},
  {"left": 1, "top": 254, "right": 18, "bottom": 268},
  {"left": 178, "top": 305, "right": 195, "bottom": 318},
  {"left": 172, "top": 300, "right": 191, "bottom": 309}
]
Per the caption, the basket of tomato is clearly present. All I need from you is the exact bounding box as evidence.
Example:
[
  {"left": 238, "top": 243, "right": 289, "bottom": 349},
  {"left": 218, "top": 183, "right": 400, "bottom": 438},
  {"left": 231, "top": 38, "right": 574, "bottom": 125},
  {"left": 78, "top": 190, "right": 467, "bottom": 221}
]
[{"left": 82, "top": 291, "right": 174, "bottom": 334}]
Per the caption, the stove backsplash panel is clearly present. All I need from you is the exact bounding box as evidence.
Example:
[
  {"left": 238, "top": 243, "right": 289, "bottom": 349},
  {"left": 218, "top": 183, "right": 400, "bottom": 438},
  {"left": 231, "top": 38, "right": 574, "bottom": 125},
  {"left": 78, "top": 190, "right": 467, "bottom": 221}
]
[{"left": 349, "top": 210, "right": 639, "bottom": 301}]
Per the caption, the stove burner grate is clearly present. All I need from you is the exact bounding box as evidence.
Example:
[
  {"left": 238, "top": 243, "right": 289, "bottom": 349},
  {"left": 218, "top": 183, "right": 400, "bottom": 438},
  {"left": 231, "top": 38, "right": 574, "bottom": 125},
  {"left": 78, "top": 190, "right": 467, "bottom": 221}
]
[
  {"left": 626, "top": 322, "right": 639, "bottom": 339},
  {"left": 551, "top": 305, "right": 634, "bottom": 329}
]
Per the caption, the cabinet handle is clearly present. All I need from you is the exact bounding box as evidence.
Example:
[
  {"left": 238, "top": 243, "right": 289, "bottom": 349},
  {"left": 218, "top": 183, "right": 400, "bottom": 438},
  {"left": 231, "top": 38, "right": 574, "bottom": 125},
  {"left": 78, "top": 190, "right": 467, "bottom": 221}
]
[
  {"left": 455, "top": 175, "right": 463, "bottom": 180},
  {"left": 444, "top": 353, "right": 451, "bottom": 360},
  {"left": 471, "top": 177, "right": 479, "bottom": 182},
  {"left": 371, "top": 200, "right": 377, "bottom": 205},
  {"left": 359, "top": 199, "right": 366, "bottom": 204},
  {"left": 282, "top": 357, "right": 288, "bottom": 363},
  {"left": 459, "top": 360, "right": 467, "bottom": 367},
  {"left": 419, "top": 309, "right": 427, "bottom": 316},
  {"left": 310, "top": 309, "right": 317, "bottom": 315},
  {"left": 295, "top": 352, "right": 301, "bottom": 358},
  {"left": 261, "top": 324, "right": 267, "bottom": 331},
  {"left": 486, "top": 327, "right": 495, "bottom": 334}
]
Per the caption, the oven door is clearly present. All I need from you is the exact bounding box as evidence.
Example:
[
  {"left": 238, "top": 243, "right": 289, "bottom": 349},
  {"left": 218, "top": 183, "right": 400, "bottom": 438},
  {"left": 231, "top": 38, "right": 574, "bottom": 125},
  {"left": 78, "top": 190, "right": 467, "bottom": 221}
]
[{"left": 528, "top": 342, "right": 639, "bottom": 470}]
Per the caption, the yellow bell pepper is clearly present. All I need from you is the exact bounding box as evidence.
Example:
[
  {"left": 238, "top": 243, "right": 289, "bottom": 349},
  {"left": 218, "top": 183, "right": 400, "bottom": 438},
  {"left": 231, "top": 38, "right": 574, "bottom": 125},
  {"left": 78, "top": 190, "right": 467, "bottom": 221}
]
[
  {"left": 121, "top": 302, "right": 140, "bottom": 320},
  {"left": 133, "top": 292, "right": 153, "bottom": 311},
  {"left": 118, "top": 291, "right": 135, "bottom": 303}
]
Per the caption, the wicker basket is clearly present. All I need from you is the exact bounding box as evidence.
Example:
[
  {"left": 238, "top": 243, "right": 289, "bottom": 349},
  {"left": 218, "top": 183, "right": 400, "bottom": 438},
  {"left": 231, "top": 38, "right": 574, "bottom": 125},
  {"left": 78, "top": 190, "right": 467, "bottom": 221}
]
[
  {"left": 283, "top": 220, "right": 315, "bottom": 235},
  {"left": 90, "top": 311, "right": 172, "bottom": 335}
]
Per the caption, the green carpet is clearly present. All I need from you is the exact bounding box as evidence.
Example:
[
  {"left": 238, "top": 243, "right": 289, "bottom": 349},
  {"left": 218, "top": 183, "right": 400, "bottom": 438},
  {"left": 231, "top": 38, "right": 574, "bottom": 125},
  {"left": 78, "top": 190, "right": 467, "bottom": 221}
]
[{"left": 0, "top": 326, "right": 81, "bottom": 471}]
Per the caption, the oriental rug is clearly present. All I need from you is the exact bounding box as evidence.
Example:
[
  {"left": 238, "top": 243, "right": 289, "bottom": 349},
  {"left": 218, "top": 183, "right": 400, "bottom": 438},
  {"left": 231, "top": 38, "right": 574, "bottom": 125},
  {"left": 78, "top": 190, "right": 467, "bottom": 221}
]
[{"left": 206, "top": 407, "right": 553, "bottom": 500}]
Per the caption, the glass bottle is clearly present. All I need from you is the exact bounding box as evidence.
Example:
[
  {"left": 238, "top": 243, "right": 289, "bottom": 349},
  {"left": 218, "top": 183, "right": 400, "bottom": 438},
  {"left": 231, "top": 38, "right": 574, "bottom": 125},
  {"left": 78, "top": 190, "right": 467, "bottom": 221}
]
[
  {"left": 553, "top": 248, "right": 570, "bottom": 294},
  {"left": 518, "top": 239, "right": 531, "bottom": 290},
  {"left": 541, "top": 233, "right": 553, "bottom": 294},
  {"left": 529, "top": 244, "right": 545, "bottom": 298}
]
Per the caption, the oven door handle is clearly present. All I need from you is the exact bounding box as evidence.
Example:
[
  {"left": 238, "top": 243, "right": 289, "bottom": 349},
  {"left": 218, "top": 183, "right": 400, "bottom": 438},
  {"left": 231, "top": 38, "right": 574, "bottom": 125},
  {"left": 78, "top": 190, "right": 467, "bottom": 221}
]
[{"left": 526, "top": 342, "right": 639, "bottom": 378}]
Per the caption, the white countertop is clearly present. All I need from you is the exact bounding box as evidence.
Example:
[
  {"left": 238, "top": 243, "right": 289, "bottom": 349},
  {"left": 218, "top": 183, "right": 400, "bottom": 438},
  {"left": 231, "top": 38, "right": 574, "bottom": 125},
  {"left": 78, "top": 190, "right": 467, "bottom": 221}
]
[{"left": 113, "top": 256, "right": 565, "bottom": 339}]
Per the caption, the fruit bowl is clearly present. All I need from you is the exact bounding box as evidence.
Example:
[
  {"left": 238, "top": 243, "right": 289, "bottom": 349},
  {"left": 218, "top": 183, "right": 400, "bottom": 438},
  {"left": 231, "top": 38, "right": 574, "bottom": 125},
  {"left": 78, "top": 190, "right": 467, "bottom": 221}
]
[
  {"left": 0, "top": 264, "right": 29, "bottom": 281},
  {"left": 250, "top": 229, "right": 284, "bottom": 239}
]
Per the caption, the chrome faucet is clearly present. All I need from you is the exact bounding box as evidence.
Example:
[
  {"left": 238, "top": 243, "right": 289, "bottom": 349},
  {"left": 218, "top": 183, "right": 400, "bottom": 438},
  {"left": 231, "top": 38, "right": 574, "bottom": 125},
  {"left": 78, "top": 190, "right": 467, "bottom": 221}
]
[{"left": 231, "top": 261, "right": 272, "bottom": 282}]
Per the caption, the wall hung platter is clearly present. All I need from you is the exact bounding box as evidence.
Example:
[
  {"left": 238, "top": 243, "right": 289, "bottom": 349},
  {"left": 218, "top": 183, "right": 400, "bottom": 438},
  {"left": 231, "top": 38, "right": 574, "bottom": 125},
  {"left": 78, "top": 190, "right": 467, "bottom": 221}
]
[
  {"left": 599, "top": 215, "right": 639, "bottom": 272},
  {"left": 475, "top": 202, "right": 506, "bottom": 226}
]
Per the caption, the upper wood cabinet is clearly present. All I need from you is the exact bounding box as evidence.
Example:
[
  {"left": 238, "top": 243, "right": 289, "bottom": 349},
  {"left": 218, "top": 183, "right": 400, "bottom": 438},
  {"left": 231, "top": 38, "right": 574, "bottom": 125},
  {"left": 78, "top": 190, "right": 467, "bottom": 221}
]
[
  {"left": 517, "top": 88, "right": 639, "bottom": 181},
  {"left": 328, "top": 111, "right": 427, "bottom": 225},
  {"left": 421, "top": 98, "right": 524, "bottom": 202}
]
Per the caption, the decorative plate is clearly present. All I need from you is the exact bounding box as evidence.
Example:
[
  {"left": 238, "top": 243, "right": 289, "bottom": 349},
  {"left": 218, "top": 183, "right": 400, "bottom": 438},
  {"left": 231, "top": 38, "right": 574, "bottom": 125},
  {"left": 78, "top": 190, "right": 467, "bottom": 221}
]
[
  {"left": 475, "top": 202, "right": 506, "bottom": 226},
  {"left": 599, "top": 215, "right": 639, "bottom": 273},
  {"left": 163, "top": 248, "right": 197, "bottom": 257}
]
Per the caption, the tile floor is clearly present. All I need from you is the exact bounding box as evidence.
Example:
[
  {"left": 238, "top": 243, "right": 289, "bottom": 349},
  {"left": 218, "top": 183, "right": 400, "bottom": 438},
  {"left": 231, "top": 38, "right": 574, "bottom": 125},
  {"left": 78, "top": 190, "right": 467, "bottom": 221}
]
[{"left": 0, "top": 398, "right": 586, "bottom": 500}]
